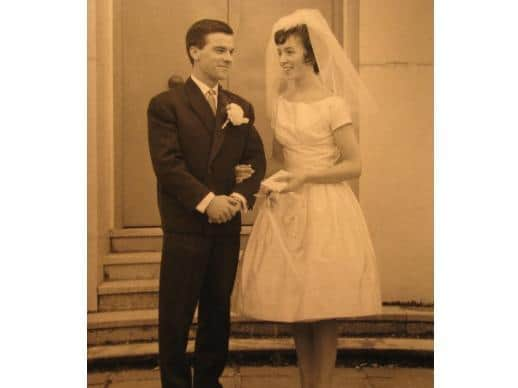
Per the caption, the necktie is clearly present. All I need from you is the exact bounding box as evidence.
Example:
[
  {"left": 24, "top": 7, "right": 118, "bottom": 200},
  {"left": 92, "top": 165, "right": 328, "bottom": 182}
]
[{"left": 206, "top": 89, "right": 217, "bottom": 115}]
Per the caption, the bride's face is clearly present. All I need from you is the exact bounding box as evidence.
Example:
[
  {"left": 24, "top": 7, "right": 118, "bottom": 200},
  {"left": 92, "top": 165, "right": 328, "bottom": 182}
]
[{"left": 276, "top": 35, "right": 312, "bottom": 81}]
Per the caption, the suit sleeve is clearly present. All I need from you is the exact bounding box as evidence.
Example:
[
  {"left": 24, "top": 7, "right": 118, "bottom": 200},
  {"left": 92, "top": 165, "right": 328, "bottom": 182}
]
[
  {"left": 231, "top": 104, "right": 267, "bottom": 208},
  {"left": 147, "top": 96, "right": 211, "bottom": 211}
]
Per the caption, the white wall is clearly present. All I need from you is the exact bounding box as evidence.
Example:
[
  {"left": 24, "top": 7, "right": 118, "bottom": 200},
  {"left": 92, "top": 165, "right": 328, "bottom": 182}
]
[{"left": 359, "top": 0, "right": 434, "bottom": 303}]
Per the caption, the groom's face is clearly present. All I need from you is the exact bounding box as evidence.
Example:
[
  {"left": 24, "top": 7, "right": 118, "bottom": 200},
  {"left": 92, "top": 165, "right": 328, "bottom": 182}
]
[{"left": 190, "top": 32, "right": 234, "bottom": 83}]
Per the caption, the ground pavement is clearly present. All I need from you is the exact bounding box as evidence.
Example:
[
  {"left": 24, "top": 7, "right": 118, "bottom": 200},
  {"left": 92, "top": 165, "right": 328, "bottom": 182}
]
[{"left": 88, "top": 366, "right": 433, "bottom": 388}]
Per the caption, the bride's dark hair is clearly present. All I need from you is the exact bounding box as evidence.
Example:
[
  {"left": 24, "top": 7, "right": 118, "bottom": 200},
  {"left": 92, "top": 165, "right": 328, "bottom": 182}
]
[{"left": 274, "top": 24, "right": 319, "bottom": 74}]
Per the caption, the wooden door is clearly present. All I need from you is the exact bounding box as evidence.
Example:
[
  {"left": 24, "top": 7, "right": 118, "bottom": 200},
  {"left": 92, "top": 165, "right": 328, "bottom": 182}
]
[{"left": 115, "top": 0, "right": 341, "bottom": 227}]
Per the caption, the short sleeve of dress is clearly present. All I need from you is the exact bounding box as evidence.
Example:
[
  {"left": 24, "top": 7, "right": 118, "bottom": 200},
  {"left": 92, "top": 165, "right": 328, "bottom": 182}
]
[{"left": 329, "top": 97, "right": 353, "bottom": 131}]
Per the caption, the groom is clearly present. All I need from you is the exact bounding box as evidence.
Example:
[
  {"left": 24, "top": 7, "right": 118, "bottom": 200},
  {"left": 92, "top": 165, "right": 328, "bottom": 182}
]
[{"left": 147, "top": 19, "right": 266, "bottom": 388}]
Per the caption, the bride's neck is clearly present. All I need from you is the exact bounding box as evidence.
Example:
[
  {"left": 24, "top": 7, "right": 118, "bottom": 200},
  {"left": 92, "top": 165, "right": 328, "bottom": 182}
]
[{"left": 291, "top": 71, "right": 322, "bottom": 94}]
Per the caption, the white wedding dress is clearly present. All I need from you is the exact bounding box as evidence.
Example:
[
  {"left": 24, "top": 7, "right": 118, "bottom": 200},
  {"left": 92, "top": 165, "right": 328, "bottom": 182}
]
[{"left": 234, "top": 95, "right": 382, "bottom": 322}]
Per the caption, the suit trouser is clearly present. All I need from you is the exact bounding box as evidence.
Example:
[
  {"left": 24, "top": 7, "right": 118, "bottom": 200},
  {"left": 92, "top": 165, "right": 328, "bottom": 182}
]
[{"left": 159, "top": 232, "right": 240, "bottom": 388}]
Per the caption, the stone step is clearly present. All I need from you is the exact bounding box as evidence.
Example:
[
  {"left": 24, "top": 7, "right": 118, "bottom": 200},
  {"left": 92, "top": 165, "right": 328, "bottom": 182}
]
[
  {"left": 110, "top": 228, "right": 162, "bottom": 253},
  {"left": 103, "top": 252, "right": 161, "bottom": 281},
  {"left": 110, "top": 227, "right": 252, "bottom": 253},
  {"left": 88, "top": 336, "right": 433, "bottom": 361},
  {"left": 88, "top": 307, "right": 433, "bottom": 346},
  {"left": 98, "top": 279, "right": 159, "bottom": 311},
  {"left": 103, "top": 249, "right": 246, "bottom": 281}
]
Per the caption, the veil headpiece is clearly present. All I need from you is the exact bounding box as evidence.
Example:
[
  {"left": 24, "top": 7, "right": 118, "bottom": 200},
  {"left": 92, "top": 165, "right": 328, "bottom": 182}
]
[{"left": 265, "top": 9, "right": 376, "bottom": 122}]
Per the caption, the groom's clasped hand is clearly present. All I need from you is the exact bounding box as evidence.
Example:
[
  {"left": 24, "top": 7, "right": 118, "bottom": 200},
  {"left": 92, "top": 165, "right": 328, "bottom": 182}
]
[{"left": 206, "top": 195, "right": 241, "bottom": 224}]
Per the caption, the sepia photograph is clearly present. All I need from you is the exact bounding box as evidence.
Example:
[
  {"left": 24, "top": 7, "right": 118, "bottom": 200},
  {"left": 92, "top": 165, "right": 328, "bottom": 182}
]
[
  {"left": 87, "top": 1, "right": 433, "bottom": 387},
  {"left": 6, "top": 1, "right": 518, "bottom": 387}
]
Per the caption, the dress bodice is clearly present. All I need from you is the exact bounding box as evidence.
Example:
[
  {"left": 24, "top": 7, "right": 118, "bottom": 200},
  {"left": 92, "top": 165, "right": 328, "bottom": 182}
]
[{"left": 273, "top": 95, "right": 352, "bottom": 173}]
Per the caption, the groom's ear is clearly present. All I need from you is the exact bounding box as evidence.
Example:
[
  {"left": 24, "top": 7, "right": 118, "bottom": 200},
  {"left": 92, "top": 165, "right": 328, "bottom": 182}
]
[{"left": 189, "top": 46, "right": 200, "bottom": 63}]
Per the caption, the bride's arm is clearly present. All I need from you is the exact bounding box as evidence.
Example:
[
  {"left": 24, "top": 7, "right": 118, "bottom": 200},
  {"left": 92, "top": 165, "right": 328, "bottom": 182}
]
[
  {"left": 234, "top": 132, "right": 284, "bottom": 183},
  {"left": 278, "top": 124, "right": 360, "bottom": 192},
  {"left": 304, "top": 123, "right": 361, "bottom": 184}
]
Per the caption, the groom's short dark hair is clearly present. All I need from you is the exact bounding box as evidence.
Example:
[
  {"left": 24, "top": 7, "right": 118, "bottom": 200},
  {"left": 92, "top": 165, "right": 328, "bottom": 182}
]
[{"left": 186, "top": 19, "right": 234, "bottom": 64}]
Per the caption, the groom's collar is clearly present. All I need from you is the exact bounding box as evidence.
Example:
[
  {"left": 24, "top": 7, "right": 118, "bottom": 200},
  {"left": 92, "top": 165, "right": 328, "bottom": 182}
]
[{"left": 190, "top": 74, "right": 219, "bottom": 98}]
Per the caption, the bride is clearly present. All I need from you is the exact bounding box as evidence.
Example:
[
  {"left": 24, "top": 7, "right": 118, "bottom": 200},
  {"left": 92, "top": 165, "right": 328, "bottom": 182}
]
[{"left": 235, "top": 9, "right": 382, "bottom": 388}]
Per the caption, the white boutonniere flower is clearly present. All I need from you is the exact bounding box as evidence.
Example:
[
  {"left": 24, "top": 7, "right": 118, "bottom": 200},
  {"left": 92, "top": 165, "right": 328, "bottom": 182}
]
[{"left": 222, "top": 103, "right": 249, "bottom": 129}]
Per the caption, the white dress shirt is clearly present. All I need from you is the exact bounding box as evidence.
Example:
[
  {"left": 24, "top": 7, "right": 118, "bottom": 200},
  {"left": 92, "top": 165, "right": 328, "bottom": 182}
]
[{"left": 190, "top": 74, "right": 219, "bottom": 109}]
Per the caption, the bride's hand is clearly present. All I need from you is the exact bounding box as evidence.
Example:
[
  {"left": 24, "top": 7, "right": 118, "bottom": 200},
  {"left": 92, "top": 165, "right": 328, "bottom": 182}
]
[
  {"left": 234, "top": 164, "right": 255, "bottom": 184},
  {"left": 278, "top": 172, "right": 307, "bottom": 193}
]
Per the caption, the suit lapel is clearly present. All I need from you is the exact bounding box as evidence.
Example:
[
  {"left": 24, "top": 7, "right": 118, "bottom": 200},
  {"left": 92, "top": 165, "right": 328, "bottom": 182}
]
[
  {"left": 184, "top": 77, "right": 215, "bottom": 134},
  {"left": 208, "top": 87, "right": 229, "bottom": 166}
]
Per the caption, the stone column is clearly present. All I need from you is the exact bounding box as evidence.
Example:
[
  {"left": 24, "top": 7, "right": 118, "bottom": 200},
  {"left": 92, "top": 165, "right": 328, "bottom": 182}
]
[{"left": 88, "top": 0, "right": 115, "bottom": 312}]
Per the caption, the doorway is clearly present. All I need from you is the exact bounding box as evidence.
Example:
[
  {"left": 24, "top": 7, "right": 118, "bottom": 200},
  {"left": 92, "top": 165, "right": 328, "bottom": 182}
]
[{"left": 115, "top": 0, "right": 342, "bottom": 227}]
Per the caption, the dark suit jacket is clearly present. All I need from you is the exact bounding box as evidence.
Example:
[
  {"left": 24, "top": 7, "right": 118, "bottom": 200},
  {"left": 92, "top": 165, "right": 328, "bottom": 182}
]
[{"left": 147, "top": 77, "right": 266, "bottom": 236}]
